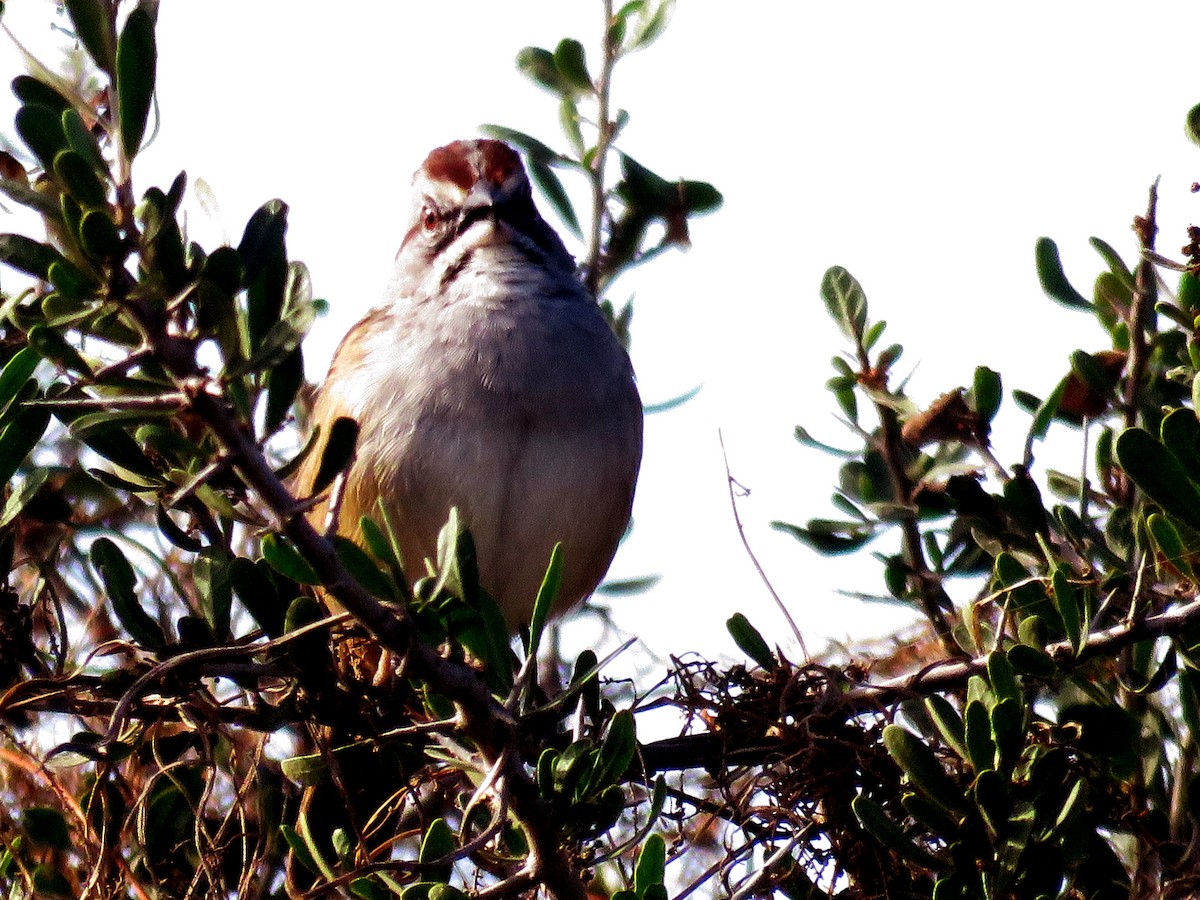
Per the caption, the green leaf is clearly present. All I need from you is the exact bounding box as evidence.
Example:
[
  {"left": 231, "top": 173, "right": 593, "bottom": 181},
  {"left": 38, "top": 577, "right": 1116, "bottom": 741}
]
[
  {"left": 990, "top": 696, "right": 1023, "bottom": 771},
  {"left": 27, "top": 324, "right": 91, "bottom": 377},
  {"left": 852, "top": 795, "right": 942, "bottom": 869},
  {"left": 0, "top": 467, "right": 48, "bottom": 528},
  {"left": 261, "top": 533, "right": 319, "bottom": 586},
  {"left": 1069, "top": 349, "right": 1119, "bottom": 400},
  {"left": 526, "top": 542, "right": 562, "bottom": 657},
  {"left": 194, "top": 548, "right": 232, "bottom": 640},
  {"left": 626, "top": 0, "right": 675, "bottom": 52},
  {"left": 1051, "top": 568, "right": 1084, "bottom": 657},
  {"left": 0, "top": 402, "right": 50, "bottom": 487},
  {"left": 418, "top": 818, "right": 455, "bottom": 883},
  {"left": 0, "top": 347, "right": 40, "bottom": 417},
  {"left": 1026, "top": 375, "right": 1068, "bottom": 450},
  {"left": 986, "top": 649, "right": 1020, "bottom": 705},
  {"left": 264, "top": 346, "right": 303, "bottom": 435},
  {"left": 229, "top": 557, "right": 285, "bottom": 637},
  {"left": 1006, "top": 643, "right": 1056, "bottom": 678},
  {"left": 22, "top": 807, "right": 70, "bottom": 850},
  {"left": 115, "top": 8, "right": 156, "bottom": 160},
  {"left": 14, "top": 103, "right": 67, "bottom": 172},
  {"left": 1188, "top": 102, "right": 1200, "bottom": 149},
  {"left": 0, "top": 233, "right": 66, "bottom": 280},
  {"left": 308, "top": 415, "right": 359, "bottom": 495},
  {"left": 883, "top": 724, "right": 966, "bottom": 814},
  {"left": 333, "top": 536, "right": 395, "bottom": 599},
  {"left": 971, "top": 366, "right": 1002, "bottom": 425},
  {"left": 60, "top": 106, "right": 105, "bottom": 175},
  {"left": 726, "top": 612, "right": 775, "bottom": 669},
  {"left": 963, "top": 699, "right": 996, "bottom": 773},
  {"left": 1116, "top": 426, "right": 1200, "bottom": 533},
  {"left": 525, "top": 157, "right": 581, "bottom": 239},
  {"left": 553, "top": 38, "right": 591, "bottom": 93},
  {"left": 558, "top": 96, "right": 584, "bottom": 156},
  {"left": 633, "top": 833, "right": 666, "bottom": 896},
  {"left": 820, "top": 266, "right": 867, "bottom": 342},
  {"left": 1034, "top": 236, "right": 1089, "bottom": 309},
  {"left": 972, "top": 768, "right": 1010, "bottom": 837},
  {"left": 90, "top": 536, "right": 165, "bottom": 650},
  {"left": 11, "top": 76, "right": 70, "bottom": 114},
  {"left": 591, "top": 709, "right": 636, "bottom": 794},
  {"left": 53, "top": 149, "right": 105, "bottom": 207},
  {"left": 79, "top": 208, "right": 123, "bottom": 260},
  {"left": 238, "top": 200, "right": 289, "bottom": 354},
  {"left": 515, "top": 46, "right": 570, "bottom": 95},
  {"left": 924, "top": 695, "right": 967, "bottom": 759},
  {"left": 64, "top": 0, "right": 117, "bottom": 74}
]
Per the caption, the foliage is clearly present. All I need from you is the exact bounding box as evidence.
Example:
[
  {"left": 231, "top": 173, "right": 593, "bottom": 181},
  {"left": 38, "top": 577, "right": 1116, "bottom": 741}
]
[{"left": 4, "top": 2, "right": 1200, "bottom": 899}]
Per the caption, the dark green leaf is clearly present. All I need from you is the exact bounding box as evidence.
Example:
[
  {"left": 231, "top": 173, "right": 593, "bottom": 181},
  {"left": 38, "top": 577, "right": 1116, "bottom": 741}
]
[
  {"left": 154, "top": 504, "right": 202, "bottom": 552},
  {"left": 971, "top": 366, "right": 1002, "bottom": 424},
  {"left": 0, "top": 402, "right": 50, "bottom": 487},
  {"left": 14, "top": 103, "right": 67, "bottom": 171},
  {"left": 0, "top": 467, "right": 48, "bottom": 527},
  {"left": 883, "top": 724, "right": 966, "bottom": 814},
  {"left": 986, "top": 650, "right": 1020, "bottom": 705},
  {"left": 11, "top": 76, "right": 70, "bottom": 114},
  {"left": 60, "top": 107, "right": 105, "bottom": 176},
  {"left": 1188, "top": 102, "right": 1200, "bottom": 149},
  {"left": 53, "top": 149, "right": 105, "bottom": 207},
  {"left": 526, "top": 542, "right": 562, "bottom": 657},
  {"left": 1116, "top": 426, "right": 1200, "bottom": 533},
  {"left": 261, "top": 533, "right": 319, "bottom": 586},
  {"left": 76, "top": 424, "right": 159, "bottom": 479},
  {"left": 1089, "top": 236, "right": 1134, "bottom": 289},
  {"left": 990, "top": 696, "right": 1023, "bottom": 770},
  {"left": 924, "top": 695, "right": 967, "bottom": 759},
  {"left": 333, "top": 536, "right": 395, "bottom": 599},
  {"left": 194, "top": 548, "right": 232, "bottom": 639},
  {"left": 22, "top": 807, "right": 70, "bottom": 850},
  {"left": 726, "top": 612, "right": 775, "bottom": 669},
  {"left": 230, "top": 557, "right": 285, "bottom": 638},
  {"left": 553, "top": 38, "right": 591, "bottom": 93},
  {"left": 308, "top": 415, "right": 359, "bottom": 495},
  {"left": 1034, "top": 236, "right": 1089, "bottom": 309},
  {"left": 115, "top": 8, "right": 156, "bottom": 160},
  {"left": 963, "top": 699, "right": 996, "bottom": 772},
  {"left": 418, "top": 818, "right": 455, "bottom": 882},
  {"left": 79, "top": 208, "right": 123, "bottom": 260},
  {"left": 515, "top": 46, "right": 570, "bottom": 95},
  {"left": 0, "top": 233, "right": 66, "bottom": 280},
  {"left": 1006, "top": 643, "right": 1056, "bottom": 677},
  {"left": 591, "top": 709, "right": 636, "bottom": 794},
  {"left": 90, "top": 536, "right": 164, "bottom": 649},
  {"left": 525, "top": 157, "right": 581, "bottom": 239},
  {"left": 264, "top": 346, "right": 303, "bottom": 435},
  {"left": 1051, "top": 568, "right": 1084, "bottom": 657},
  {"left": 64, "top": 0, "right": 116, "bottom": 74},
  {"left": 0, "top": 347, "right": 40, "bottom": 417},
  {"left": 634, "top": 833, "right": 666, "bottom": 896},
  {"left": 852, "top": 795, "right": 943, "bottom": 869}
]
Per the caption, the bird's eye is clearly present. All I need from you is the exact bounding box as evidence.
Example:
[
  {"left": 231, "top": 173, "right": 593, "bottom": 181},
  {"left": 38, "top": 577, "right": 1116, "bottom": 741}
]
[{"left": 421, "top": 207, "right": 439, "bottom": 231}]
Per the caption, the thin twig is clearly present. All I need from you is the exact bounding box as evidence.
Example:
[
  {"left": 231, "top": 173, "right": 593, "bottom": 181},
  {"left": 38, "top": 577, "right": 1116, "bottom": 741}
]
[{"left": 718, "top": 430, "right": 808, "bottom": 661}]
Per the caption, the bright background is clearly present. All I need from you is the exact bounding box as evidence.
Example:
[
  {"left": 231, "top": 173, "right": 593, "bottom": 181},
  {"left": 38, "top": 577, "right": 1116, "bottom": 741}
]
[{"left": 3, "top": 2, "right": 1200, "bottom": 663}]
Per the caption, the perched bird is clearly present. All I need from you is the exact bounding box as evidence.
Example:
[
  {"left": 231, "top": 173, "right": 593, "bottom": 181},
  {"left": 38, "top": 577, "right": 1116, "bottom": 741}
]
[{"left": 298, "top": 139, "right": 643, "bottom": 631}]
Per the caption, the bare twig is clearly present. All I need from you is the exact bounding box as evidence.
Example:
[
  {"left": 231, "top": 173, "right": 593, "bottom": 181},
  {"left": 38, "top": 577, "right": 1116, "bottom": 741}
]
[{"left": 718, "top": 430, "right": 808, "bottom": 661}]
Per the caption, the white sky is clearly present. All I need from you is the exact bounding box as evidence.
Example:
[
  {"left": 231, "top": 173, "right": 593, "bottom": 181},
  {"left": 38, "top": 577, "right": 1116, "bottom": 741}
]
[{"left": 3, "top": 2, "right": 1200, "bottom": 663}]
